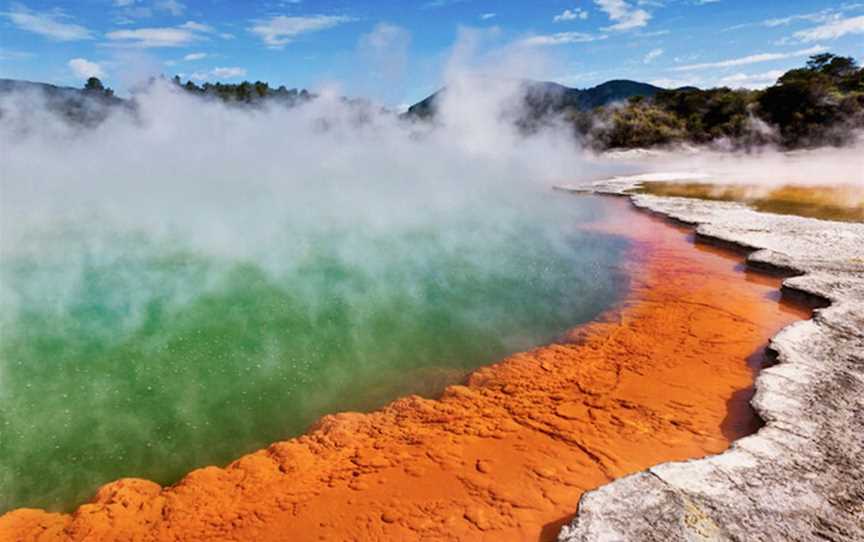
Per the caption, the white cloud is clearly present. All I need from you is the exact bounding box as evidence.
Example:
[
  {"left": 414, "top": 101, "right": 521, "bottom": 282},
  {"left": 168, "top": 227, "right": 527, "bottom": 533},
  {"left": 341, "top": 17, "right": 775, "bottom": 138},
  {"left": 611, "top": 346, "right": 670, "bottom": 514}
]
[
  {"left": 554, "top": 8, "right": 589, "bottom": 22},
  {"left": 183, "top": 52, "right": 207, "bottom": 61},
  {"left": 357, "top": 22, "right": 411, "bottom": 93},
  {"left": 106, "top": 26, "right": 198, "bottom": 47},
  {"left": 553, "top": 71, "right": 602, "bottom": 86},
  {"left": 0, "top": 48, "right": 33, "bottom": 61},
  {"left": 210, "top": 66, "right": 246, "bottom": 78},
  {"left": 636, "top": 29, "right": 670, "bottom": 37},
  {"left": 520, "top": 32, "right": 608, "bottom": 46},
  {"left": 650, "top": 77, "right": 701, "bottom": 89},
  {"left": 422, "top": 0, "right": 469, "bottom": 8},
  {"left": 643, "top": 47, "right": 663, "bottom": 63},
  {"left": 249, "top": 15, "right": 353, "bottom": 48},
  {"left": 155, "top": 0, "right": 186, "bottom": 16},
  {"left": 111, "top": 0, "right": 185, "bottom": 20},
  {"left": 68, "top": 57, "right": 105, "bottom": 79},
  {"left": 2, "top": 5, "right": 92, "bottom": 41},
  {"left": 724, "top": 4, "right": 863, "bottom": 32},
  {"left": 764, "top": 11, "right": 834, "bottom": 28},
  {"left": 717, "top": 69, "right": 784, "bottom": 89},
  {"left": 594, "top": 0, "right": 651, "bottom": 31},
  {"left": 480, "top": 13, "right": 496, "bottom": 20},
  {"left": 359, "top": 22, "right": 409, "bottom": 53},
  {"left": 104, "top": 19, "right": 217, "bottom": 48},
  {"left": 794, "top": 15, "right": 864, "bottom": 41},
  {"left": 672, "top": 45, "right": 826, "bottom": 71},
  {"left": 180, "top": 21, "right": 214, "bottom": 33},
  {"left": 189, "top": 66, "right": 247, "bottom": 80}
]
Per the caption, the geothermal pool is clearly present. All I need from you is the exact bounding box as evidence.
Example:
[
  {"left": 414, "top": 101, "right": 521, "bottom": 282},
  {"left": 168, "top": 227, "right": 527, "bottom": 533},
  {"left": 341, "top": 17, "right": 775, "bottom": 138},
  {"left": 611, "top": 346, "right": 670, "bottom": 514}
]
[{"left": 0, "top": 193, "right": 629, "bottom": 512}]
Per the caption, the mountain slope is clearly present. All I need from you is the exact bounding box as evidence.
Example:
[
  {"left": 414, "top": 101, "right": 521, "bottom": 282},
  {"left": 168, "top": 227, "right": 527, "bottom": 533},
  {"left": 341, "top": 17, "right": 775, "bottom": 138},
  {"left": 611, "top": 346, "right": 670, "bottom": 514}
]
[
  {"left": 406, "top": 79, "right": 666, "bottom": 119},
  {"left": 0, "top": 78, "right": 126, "bottom": 125}
]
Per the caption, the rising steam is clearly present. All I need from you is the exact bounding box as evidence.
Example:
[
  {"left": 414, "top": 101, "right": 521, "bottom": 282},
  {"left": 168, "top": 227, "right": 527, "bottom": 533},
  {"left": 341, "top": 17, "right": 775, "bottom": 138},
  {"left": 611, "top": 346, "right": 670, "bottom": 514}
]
[
  {"left": 0, "top": 39, "right": 628, "bottom": 513},
  {"left": 1, "top": 32, "right": 860, "bottom": 514}
]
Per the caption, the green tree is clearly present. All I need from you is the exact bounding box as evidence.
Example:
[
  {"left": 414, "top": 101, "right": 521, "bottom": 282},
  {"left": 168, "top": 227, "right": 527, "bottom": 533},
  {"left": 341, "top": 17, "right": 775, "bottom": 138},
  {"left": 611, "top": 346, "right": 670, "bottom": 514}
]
[
  {"left": 757, "top": 55, "right": 862, "bottom": 146},
  {"left": 806, "top": 53, "right": 857, "bottom": 78},
  {"left": 83, "top": 77, "right": 114, "bottom": 98},
  {"left": 84, "top": 77, "right": 105, "bottom": 92}
]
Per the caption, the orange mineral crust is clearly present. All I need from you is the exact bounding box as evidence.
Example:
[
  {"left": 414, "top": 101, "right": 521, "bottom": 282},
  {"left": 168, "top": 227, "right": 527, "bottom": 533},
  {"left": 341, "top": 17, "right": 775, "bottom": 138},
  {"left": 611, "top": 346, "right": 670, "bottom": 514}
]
[{"left": 0, "top": 197, "right": 810, "bottom": 542}]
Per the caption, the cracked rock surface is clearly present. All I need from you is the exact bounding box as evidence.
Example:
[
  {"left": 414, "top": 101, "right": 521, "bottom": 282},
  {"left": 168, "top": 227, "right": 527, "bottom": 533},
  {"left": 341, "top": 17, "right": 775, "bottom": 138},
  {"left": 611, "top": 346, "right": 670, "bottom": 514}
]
[{"left": 558, "top": 179, "right": 864, "bottom": 542}]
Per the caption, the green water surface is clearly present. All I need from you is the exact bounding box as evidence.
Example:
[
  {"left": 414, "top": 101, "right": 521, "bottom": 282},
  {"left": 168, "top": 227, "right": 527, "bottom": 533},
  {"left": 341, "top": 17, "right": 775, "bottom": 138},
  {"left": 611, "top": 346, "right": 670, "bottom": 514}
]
[{"left": 0, "top": 194, "right": 628, "bottom": 512}]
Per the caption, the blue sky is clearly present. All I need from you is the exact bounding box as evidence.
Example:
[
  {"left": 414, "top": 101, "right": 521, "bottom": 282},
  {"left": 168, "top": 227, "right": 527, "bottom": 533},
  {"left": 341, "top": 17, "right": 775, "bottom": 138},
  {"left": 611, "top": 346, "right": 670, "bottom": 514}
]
[{"left": 1, "top": 0, "right": 862, "bottom": 104}]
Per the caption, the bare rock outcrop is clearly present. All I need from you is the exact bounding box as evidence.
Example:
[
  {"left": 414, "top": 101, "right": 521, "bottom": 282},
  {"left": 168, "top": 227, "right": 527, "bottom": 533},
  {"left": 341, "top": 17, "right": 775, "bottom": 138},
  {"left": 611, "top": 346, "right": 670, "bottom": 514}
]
[{"left": 557, "top": 180, "right": 864, "bottom": 542}]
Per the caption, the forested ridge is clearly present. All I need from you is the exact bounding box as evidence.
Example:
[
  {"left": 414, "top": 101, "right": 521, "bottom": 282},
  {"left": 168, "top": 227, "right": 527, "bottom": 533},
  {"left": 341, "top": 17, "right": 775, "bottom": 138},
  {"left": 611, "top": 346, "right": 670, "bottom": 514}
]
[
  {"left": 2, "top": 53, "right": 861, "bottom": 151},
  {"left": 570, "top": 53, "right": 864, "bottom": 150}
]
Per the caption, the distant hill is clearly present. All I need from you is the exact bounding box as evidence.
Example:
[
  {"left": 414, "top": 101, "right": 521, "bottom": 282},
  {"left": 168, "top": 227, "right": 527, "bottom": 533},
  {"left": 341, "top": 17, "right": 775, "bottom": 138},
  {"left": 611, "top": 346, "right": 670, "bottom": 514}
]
[
  {"left": 0, "top": 78, "right": 126, "bottom": 125},
  {"left": 405, "top": 79, "right": 666, "bottom": 120},
  {"left": 5, "top": 51, "right": 859, "bottom": 151},
  {"left": 0, "top": 79, "right": 127, "bottom": 104}
]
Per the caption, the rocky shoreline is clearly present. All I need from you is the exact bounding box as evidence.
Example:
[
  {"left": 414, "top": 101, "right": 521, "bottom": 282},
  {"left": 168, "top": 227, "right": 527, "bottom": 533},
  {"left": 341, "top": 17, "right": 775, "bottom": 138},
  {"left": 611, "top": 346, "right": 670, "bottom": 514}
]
[{"left": 557, "top": 180, "right": 864, "bottom": 542}]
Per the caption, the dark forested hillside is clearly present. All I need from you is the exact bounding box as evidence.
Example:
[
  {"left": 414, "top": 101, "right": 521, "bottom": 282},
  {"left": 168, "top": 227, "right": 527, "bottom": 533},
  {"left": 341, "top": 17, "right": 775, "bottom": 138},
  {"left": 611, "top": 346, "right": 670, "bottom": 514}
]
[
  {"left": 168, "top": 76, "right": 316, "bottom": 106},
  {"left": 406, "top": 79, "right": 663, "bottom": 120},
  {"left": 0, "top": 77, "right": 126, "bottom": 126},
  {"left": 3, "top": 53, "right": 861, "bottom": 151},
  {"left": 573, "top": 53, "right": 864, "bottom": 150},
  {"left": 0, "top": 75, "right": 316, "bottom": 125},
  {"left": 406, "top": 53, "right": 863, "bottom": 151}
]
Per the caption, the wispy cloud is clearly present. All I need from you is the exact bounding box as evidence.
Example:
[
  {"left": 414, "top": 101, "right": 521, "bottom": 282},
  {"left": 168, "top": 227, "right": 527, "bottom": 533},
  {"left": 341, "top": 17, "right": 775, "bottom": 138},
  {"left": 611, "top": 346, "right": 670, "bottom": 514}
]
[
  {"left": 480, "top": 13, "right": 496, "bottom": 20},
  {"left": 187, "top": 66, "right": 247, "bottom": 80},
  {"left": 210, "top": 66, "right": 246, "bottom": 78},
  {"left": 636, "top": 29, "right": 670, "bottom": 37},
  {"left": 2, "top": 4, "right": 92, "bottom": 41},
  {"left": 111, "top": 0, "right": 187, "bottom": 21},
  {"left": 68, "top": 57, "right": 105, "bottom": 79},
  {"left": 717, "top": 69, "right": 784, "bottom": 89},
  {"left": 594, "top": 0, "right": 650, "bottom": 31},
  {"left": 180, "top": 21, "right": 214, "bottom": 33},
  {"left": 155, "top": 0, "right": 186, "bottom": 17},
  {"left": 654, "top": 69, "right": 784, "bottom": 91},
  {"left": 249, "top": 14, "right": 353, "bottom": 48},
  {"left": 106, "top": 26, "right": 198, "bottom": 48},
  {"left": 422, "top": 0, "right": 469, "bottom": 9},
  {"left": 183, "top": 52, "right": 207, "bottom": 61},
  {"left": 519, "top": 32, "right": 607, "bottom": 46},
  {"left": 643, "top": 48, "right": 663, "bottom": 63},
  {"left": 650, "top": 77, "right": 701, "bottom": 89},
  {"left": 0, "top": 48, "right": 34, "bottom": 61},
  {"left": 554, "top": 8, "right": 589, "bottom": 22},
  {"left": 104, "top": 19, "right": 220, "bottom": 48},
  {"left": 725, "top": 4, "right": 863, "bottom": 31},
  {"left": 672, "top": 45, "right": 826, "bottom": 71},
  {"left": 795, "top": 15, "right": 864, "bottom": 41},
  {"left": 764, "top": 11, "right": 835, "bottom": 28}
]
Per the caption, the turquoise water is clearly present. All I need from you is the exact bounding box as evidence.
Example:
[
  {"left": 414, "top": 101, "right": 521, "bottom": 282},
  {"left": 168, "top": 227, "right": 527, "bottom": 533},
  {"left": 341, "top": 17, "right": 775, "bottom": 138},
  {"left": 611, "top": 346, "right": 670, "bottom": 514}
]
[{"left": 0, "top": 193, "right": 628, "bottom": 513}]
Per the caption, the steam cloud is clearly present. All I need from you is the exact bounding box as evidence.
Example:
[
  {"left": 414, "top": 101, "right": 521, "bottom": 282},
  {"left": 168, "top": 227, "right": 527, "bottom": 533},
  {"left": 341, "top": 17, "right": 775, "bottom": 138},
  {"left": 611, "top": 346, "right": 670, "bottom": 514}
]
[
  {"left": 601, "top": 143, "right": 864, "bottom": 189},
  {"left": 1, "top": 32, "right": 860, "bottom": 513},
  {"left": 0, "top": 38, "right": 627, "bottom": 512}
]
